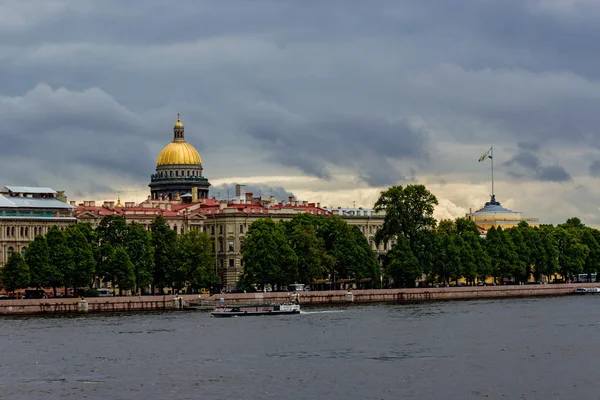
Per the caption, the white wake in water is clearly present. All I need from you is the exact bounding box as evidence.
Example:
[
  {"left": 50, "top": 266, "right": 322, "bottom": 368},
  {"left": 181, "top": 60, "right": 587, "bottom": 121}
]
[{"left": 300, "top": 310, "right": 345, "bottom": 314}]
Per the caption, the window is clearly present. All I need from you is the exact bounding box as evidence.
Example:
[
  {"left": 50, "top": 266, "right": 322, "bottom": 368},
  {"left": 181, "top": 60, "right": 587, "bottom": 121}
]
[
  {"left": 229, "top": 259, "right": 234, "bottom": 268},
  {"left": 173, "top": 225, "right": 177, "bottom": 232},
  {"left": 7, "top": 247, "right": 13, "bottom": 258},
  {"left": 21, "top": 247, "right": 27, "bottom": 255},
  {"left": 25, "top": 227, "right": 28, "bottom": 237},
  {"left": 219, "top": 225, "right": 223, "bottom": 235},
  {"left": 211, "top": 226, "right": 215, "bottom": 235},
  {"left": 175, "top": 171, "right": 179, "bottom": 177},
  {"left": 228, "top": 240, "right": 234, "bottom": 252},
  {"left": 20, "top": 227, "right": 24, "bottom": 237},
  {"left": 240, "top": 224, "right": 244, "bottom": 234},
  {"left": 180, "top": 225, "right": 185, "bottom": 234},
  {"left": 11, "top": 227, "right": 15, "bottom": 237},
  {"left": 187, "top": 170, "right": 190, "bottom": 176}
]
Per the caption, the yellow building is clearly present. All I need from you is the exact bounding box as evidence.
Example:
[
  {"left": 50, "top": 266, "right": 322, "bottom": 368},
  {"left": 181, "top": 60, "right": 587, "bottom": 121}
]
[{"left": 466, "top": 195, "right": 539, "bottom": 235}]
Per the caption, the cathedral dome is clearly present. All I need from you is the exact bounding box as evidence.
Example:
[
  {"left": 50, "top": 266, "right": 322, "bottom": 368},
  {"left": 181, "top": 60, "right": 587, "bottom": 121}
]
[
  {"left": 156, "top": 142, "right": 202, "bottom": 165},
  {"left": 156, "top": 114, "right": 202, "bottom": 166}
]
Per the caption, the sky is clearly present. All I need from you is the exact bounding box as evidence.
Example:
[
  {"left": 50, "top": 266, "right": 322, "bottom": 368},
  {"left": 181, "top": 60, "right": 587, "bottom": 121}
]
[{"left": 1, "top": 0, "right": 600, "bottom": 226}]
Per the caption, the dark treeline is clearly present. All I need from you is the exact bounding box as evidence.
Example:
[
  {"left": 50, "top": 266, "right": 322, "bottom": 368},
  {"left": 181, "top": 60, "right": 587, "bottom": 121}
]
[
  {"left": 375, "top": 185, "right": 599, "bottom": 287},
  {"left": 0, "top": 216, "right": 217, "bottom": 296},
  {"left": 2, "top": 184, "right": 598, "bottom": 294},
  {"left": 237, "top": 213, "right": 379, "bottom": 291}
]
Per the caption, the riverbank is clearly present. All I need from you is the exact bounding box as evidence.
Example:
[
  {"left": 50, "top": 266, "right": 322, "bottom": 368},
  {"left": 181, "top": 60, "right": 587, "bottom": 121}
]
[{"left": 0, "top": 283, "right": 597, "bottom": 316}]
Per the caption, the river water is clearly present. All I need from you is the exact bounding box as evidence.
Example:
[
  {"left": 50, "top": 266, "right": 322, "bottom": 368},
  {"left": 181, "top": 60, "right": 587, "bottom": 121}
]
[{"left": 1, "top": 296, "right": 600, "bottom": 400}]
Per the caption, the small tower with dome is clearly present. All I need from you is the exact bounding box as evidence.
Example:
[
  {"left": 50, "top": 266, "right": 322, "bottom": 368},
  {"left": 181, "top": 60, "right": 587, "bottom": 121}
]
[{"left": 149, "top": 114, "right": 211, "bottom": 201}]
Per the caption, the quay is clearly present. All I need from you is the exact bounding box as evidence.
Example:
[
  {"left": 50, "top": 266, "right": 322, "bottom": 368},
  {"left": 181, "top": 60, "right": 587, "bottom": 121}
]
[{"left": 0, "top": 283, "right": 597, "bottom": 316}]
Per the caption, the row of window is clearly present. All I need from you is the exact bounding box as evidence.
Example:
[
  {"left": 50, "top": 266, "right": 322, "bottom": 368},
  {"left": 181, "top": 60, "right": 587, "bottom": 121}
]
[
  {"left": 3, "top": 225, "right": 59, "bottom": 239},
  {"left": 158, "top": 169, "right": 201, "bottom": 178}
]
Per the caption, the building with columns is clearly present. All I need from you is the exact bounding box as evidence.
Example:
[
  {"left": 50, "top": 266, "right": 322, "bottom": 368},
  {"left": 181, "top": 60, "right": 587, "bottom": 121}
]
[{"left": 0, "top": 186, "right": 76, "bottom": 267}]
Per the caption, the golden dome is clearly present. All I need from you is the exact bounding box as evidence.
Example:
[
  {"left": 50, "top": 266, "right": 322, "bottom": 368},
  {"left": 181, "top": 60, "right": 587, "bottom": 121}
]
[
  {"left": 156, "top": 114, "right": 202, "bottom": 166},
  {"left": 157, "top": 142, "right": 201, "bottom": 165}
]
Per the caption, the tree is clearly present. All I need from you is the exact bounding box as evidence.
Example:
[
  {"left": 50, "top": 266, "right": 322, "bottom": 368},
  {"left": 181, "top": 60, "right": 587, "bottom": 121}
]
[
  {"left": 151, "top": 216, "right": 178, "bottom": 293},
  {"left": 374, "top": 184, "right": 438, "bottom": 244},
  {"left": 65, "top": 225, "right": 96, "bottom": 289},
  {"left": 240, "top": 219, "right": 298, "bottom": 290},
  {"left": 0, "top": 253, "right": 30, "bottom": 294},
  {"left": 46, "top": 226, "right": 72, "bottom": 296},
  {"left": 553, "top": 227, "right": 588, "bottom": 281},
  {"left": 125, "top": 223, "right": 155, "bottom": 294},
  {"left": 178, "top": 230, "right": 217, "bottom": 291},
  {"left": 25, "top": 235, "right": 51, "bottom": 289},
  {"left": 385, "top": 236, "right": 421, "bottom": 288},
  {"left": 95, "top": 216, "right": 128, "bottom": 283},
  {"left": 287, "top": 222, "right": 327, "bottom": 285},
  {"left": 109, "top": 246, "right": 136, "bottom": 294}
]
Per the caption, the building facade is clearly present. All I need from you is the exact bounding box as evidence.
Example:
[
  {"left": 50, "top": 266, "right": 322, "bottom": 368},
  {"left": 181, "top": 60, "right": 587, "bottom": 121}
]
[
  {"left": 75, "top": 192, "right": 390, "bottom": 290},
  {"left": 0, "top": 186, "right": 76, "bottom": 267}
]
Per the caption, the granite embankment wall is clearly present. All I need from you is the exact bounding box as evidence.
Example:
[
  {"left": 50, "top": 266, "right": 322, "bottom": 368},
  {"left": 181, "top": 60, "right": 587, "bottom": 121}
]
[
  {"left": 0, "top": 283, "right": 596, "bottom": 316},
  {"left": 203, "top": 282, "right": 598, "bottom": 306}
]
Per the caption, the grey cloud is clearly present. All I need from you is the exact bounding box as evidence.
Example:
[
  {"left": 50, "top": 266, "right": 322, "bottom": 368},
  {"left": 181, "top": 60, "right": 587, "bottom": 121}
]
[
  {"left": 518, "top": 142, "right": 540, "bottom": 152},
  {"left": 504, "top": 150, "right": 571, "bottom": 182},
  {"left": 589, "top": 160, "right": 600, "bottom": 177},
  {"left": 537, "top": 165, "right": 571, "bottom": 182},
  {"left": 245, "top": 114, "right": 427, "bottom": 187},
  {"left": 1, "top": 0, "right": 600, "bottom": 223}
]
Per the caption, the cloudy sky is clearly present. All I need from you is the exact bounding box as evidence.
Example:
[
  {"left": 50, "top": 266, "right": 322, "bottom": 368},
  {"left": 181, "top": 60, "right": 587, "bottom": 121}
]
[{"left": 2, "top": 0, "right": 600, "bottom": 225}]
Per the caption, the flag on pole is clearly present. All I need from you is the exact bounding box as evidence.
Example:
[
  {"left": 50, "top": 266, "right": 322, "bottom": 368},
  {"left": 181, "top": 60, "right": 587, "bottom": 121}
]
[{"left": 478, "top": 148, "right": 492, "bottom": 162}]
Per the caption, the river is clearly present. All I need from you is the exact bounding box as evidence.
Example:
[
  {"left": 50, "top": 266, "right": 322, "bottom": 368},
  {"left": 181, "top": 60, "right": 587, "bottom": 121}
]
[{"left": 1, "top": 295, "right": 600, "bottom": 399}]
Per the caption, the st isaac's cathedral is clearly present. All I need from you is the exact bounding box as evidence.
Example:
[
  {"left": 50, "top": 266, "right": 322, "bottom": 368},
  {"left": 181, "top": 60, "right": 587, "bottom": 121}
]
[{"left": 148, "top": 115, "right": 211, "bottom": 201}]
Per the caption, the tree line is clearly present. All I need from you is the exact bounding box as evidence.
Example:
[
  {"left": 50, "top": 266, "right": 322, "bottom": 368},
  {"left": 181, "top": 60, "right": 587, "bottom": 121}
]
[
  {"left": 237, "top": 213, "right": 379, "bottom": 291},
  {"left": 0, "top": 216, "right": 217, "bottom": 296},
  {"left": 375, "top": 185, "right": 600, "bottom": 287}
]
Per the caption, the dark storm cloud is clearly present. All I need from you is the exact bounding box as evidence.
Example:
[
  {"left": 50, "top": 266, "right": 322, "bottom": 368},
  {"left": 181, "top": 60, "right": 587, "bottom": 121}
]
[
  {"left": 589, "top": 160, "right": 600, "bottom": 177},
  {"left": 209, "top": 183, "right": 294, "bottom": 202},
  {"left": 1, "top": 0, "right": 600, "bottom": 220},
  {"left": 504, "top": 150, "right": 571, "bottom": 182},
  {"left": 0, "top": 84, "right": 162, "bottom": 185},
  {"left": 246, "top": 115, "right": 427, "bottom": 187}
]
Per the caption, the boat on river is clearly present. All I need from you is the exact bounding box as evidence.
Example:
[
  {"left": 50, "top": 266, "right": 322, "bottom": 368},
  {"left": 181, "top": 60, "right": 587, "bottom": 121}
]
[
  {"left": 575, "top": 287, "right": 600, "bottom": 294},
  {"left": 211, "top": 303, "right": 300, "bottom": 317}
]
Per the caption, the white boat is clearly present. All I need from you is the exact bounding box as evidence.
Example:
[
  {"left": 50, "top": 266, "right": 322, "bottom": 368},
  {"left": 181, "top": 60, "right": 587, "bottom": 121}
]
[{"left": 575, "top": 287, "right": 600, "bottom": 294}]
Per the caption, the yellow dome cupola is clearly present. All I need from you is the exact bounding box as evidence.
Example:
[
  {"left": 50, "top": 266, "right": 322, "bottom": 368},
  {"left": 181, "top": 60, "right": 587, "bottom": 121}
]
[{"left": 156, "top": 114, "right": 202, "bottom": 166}]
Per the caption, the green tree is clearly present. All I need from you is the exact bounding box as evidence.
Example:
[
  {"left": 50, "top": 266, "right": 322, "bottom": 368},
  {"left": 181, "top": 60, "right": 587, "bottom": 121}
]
[
  {"left": 65, "top": 225, "right": 96, "bottom": 289},
  {"left": 553, "top": 227, "right": 588, "bottom": 281},
  {"left": 385, "top": 236, "right": 422, "bottom": 288},
  {"left": 506, "top": 227, "right": 529, "bottom": 283},
  {"left": 125, "top": 222, "right": 155, "bottom": 294},
  {"left": 374, "top": 184, "right": 438, "bottom": 244},
  {"left": 178, "top": 230, "right": 217, "bottom": 291},
  {"left": 240, "top": 219, "right": 298, "bottom": 290},
  {"left": 287, "top": 222, "right": 327, "bottom": 285},
  {"left": 109, "top": 246, "right": 136, "bottom": 294},
  {"left": 0, "top": 253, "right": 30, "bottom": 294},
  {"left": 46, "top": 226, "right": 72, "bottom": 296},
  {"left": 580, "top": 228, "right": 600, "bottom": 282},
  {"left": 24, "top": 235, "right": 51, "bottom": 289},
  {"left": 150, "top": 216, "right": 178, "bottom": 293}
]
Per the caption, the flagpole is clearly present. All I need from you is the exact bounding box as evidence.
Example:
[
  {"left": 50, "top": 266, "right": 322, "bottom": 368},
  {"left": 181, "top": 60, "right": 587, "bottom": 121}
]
[{"left": 491, "top": 145, "right": 494, "bottom": 199}]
